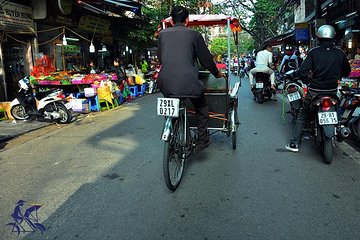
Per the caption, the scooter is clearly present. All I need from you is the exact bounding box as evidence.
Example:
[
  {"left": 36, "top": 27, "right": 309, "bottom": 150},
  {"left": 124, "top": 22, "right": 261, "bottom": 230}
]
[
  {"left": 282, "top": 70, "right": 306, "bottom": 122},
  {"left": 10, "top": 77, "right": 72, "bottom": 123},
  {"left": 252, "top": 72, "right": 273, "bottom": 104}
]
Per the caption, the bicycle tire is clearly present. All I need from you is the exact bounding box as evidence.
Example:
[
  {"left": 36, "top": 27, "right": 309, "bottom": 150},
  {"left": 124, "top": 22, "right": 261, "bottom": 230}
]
[
  {"left": 163, "top": 115, "right": 185, "bottom": 191},
  {"left": 231, "top": 107, "right": 239, "bottom": 150}
]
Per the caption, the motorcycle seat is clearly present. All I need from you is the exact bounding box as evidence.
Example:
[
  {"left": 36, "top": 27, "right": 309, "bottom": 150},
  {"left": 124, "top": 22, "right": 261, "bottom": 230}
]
[{"left": 254, "top": 72, "right": 270, "bottom": 82}]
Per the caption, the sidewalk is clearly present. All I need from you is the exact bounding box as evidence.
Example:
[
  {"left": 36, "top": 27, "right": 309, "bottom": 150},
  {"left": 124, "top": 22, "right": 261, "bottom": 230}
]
[
  {"left": 0, "top": 119, "right": 52, "bottom": 142},
  {"left": 0, "top": 112, "right": 85, "bottom": 142}
]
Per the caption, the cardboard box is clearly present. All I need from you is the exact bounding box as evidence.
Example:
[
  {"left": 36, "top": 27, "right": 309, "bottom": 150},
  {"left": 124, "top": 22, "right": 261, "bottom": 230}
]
[{"left": 70, "top": 99, "right": 90, "bottom": 113}]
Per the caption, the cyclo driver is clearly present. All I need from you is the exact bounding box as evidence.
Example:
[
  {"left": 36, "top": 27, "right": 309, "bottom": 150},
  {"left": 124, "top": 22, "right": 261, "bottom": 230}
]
[{"left": 157, "top": 6, "right": 224, "bottom": 150}]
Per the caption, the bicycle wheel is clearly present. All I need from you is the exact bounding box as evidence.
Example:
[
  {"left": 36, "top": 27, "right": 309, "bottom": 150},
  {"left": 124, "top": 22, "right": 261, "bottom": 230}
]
[
  {"left": 230, "top": 107, "right": 238, "bottom": 150},
  {"left": 163, "top": 115, "right": 185, "bottom": 191}
]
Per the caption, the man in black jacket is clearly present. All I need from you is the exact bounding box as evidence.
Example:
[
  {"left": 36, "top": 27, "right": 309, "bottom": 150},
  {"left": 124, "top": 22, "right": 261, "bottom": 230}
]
[
  {"left": 157, "top": 6, "right": 224, "bottom": 150},
  {"left": 285, "top": 25, "right": 351, "bottom": 152}
]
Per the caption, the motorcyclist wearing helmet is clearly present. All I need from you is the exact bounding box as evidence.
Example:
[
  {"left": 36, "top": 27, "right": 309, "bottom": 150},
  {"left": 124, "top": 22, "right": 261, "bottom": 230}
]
[{"left": 285, "top": 25, "right": 351, "bottom": 152}]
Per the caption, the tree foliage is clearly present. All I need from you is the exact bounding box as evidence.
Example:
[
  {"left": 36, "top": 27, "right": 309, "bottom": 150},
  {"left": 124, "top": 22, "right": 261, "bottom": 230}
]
[
  {"left": 126, "top": 0, "right": 203, "bottom": 51},
  {"left": 210, "top": 37, "right": 235, "bottom": 56},
  {"left": 214, "top": 0, "right": 296, "bottom": 48}
]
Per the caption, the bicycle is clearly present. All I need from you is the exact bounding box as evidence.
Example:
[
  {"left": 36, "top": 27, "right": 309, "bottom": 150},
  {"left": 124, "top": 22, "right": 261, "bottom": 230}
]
[{"left": 157, "top": 97, "right": 195, "bottom": 191}]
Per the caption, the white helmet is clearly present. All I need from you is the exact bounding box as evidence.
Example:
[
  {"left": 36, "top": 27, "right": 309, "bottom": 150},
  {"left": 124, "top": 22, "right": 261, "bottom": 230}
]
[{"left": 316, "top": 25, "right": 335, "bottom": 39}]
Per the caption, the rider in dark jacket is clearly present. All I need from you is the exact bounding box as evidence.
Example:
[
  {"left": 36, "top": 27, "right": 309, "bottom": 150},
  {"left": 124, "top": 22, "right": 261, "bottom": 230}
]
[{"left": 285, "top": 25, "right": 351, "bottom": 152}]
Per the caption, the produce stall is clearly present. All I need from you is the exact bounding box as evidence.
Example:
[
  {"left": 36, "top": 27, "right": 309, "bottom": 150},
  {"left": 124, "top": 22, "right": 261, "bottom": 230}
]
[{"left": 29, "top": 55, "right": 147, "bottom": 112}]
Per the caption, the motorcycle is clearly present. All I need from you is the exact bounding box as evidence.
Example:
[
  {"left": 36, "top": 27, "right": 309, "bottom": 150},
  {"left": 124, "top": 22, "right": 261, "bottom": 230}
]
[
  {"left": 338, "top": 86, "right": 360, "bottom": 141},
  {"left": 304, "top": 91, "right": 351, "bottom": 164},
  {"left": 10, "top": 77, "right": 72, "bottom": 123},
  {"left": 252, "top": 72, "right": 273, "bottom": 104},
  {"left": 282, "top": 70, "right": 306, "bottom": 122},
  {"left": 147, "top": 66, "right": 160, "bottom": 94}
]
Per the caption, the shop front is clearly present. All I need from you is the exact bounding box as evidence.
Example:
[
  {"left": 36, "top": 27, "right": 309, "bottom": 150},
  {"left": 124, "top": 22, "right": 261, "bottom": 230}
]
[{"left": 0, "top": 1, "right": 34, "bottom": 101}]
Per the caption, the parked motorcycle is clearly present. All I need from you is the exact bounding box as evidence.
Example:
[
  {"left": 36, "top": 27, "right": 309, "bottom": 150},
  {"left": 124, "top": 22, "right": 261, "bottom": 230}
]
[
  {"left": 147, "top": 66, "right": 160, "bottom": 94},
  {"left": 10, "top": 77, "right": 72, "bottom": 123},
  {"left": 338, "top": 86, "right": 360, "bottom": 141},
  {"left": 252, "top": 72, "right": 273, "bottom": 104}
]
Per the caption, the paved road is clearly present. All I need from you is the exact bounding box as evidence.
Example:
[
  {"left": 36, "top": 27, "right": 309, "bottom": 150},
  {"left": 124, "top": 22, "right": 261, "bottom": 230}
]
[{"left": 0, "top": 75, "right": 359, "bottom": 240}]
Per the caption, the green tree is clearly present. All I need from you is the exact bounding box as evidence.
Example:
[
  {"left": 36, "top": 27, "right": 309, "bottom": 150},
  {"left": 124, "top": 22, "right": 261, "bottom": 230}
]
[
  {"left": 210, "top": 37, "right": 235, "bottom": 57},
  {"left": 214, "top": 0, "right": 295, "bottom": 47}
]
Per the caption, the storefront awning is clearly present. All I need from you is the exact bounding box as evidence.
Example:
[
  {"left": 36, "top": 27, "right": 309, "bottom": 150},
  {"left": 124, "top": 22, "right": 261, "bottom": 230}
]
[{"left": 263, "top": 31, "right": 295, "bottom": 46}]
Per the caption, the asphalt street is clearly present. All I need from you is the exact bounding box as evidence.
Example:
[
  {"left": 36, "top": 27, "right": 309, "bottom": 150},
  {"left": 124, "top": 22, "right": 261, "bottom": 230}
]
[{"left": 0, "top": 74, "right": 359, "bottom": 240}]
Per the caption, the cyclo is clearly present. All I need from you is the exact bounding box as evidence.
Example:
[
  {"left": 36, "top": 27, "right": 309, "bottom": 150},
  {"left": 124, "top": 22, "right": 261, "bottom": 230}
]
[{"left": 156, "top": 15, "right": 241, "bottom": 191}]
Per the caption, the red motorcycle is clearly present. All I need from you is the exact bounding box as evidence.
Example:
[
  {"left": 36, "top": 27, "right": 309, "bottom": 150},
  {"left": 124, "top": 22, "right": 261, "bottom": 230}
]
[{"left": 147, "top": 65, "right": 161, "bottom": 94}]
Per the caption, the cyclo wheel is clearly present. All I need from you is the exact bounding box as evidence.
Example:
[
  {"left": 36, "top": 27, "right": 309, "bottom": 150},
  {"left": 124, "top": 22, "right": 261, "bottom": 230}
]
[
  {"left": 163, "top": 114, "right": 186, "bottom": 191},
  {"left": 231, "top": 107, "right": 238, "bottom": 150}
]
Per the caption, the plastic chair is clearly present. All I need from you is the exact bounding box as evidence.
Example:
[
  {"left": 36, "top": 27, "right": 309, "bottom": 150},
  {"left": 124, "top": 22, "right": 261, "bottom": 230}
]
[
  {"left": 99, "top": 99, "right": 113, "bottom": 111},
  {"left": 0, "top": 108, "right": 8, "bottom": 120},
  {"left": 138, "top": 84, "right": 146, "bottom": 96},
  {"left": 129, "top": 86, "right": 138, "bottom": 98},
  {"left": 88, "top": 95, "right": 100, "bottom": 112}
]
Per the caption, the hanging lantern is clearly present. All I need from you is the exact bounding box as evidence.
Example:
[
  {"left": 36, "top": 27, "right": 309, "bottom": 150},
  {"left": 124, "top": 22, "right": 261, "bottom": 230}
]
[{"left": 89, "top": 41, "right": 95, "bottom": 53}]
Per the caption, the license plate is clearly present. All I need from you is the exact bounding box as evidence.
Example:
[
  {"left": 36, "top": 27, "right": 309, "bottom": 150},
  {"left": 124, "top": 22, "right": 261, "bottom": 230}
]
[
  {"left": 65, "top": 102, "right": 72, "bottom": 109},
  {"left": 353, "top": 107, "right": 360, "bottom": 117},
  {"left": 256, "top": 82, "right": 263, "bottom": 88},
  {"left": 318, "top": 112, "right": 338, "bottom": 125},
  {"left": 157, "top": 98, "right": 180, "bottom": 117},
  {"left": 287, "top": 91, "right": 301, "bottom": 102}
]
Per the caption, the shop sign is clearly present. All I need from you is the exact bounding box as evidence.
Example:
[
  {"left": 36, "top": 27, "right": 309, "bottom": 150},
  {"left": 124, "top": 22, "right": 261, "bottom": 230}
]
[
  {"left": 58, "top": 0, "right": 72, "bottom": 15},
  {"left": 55, "top": 15, "right": 75, "bottom": 27},
  {"left": 0, "top": 2, "right": 33, "bottom": 31},
  {"left": 295, "top": 28, "right": 309, "bottom": 41},
  {"left": 78, "top": 15, "right": 110, "bottom": 33},
  {"left": 64, "top": 45, "right": 80, "bottom": 54}
]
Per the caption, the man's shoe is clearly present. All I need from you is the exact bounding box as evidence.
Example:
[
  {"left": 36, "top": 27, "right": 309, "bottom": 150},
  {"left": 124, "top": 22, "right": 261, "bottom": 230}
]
[
  {"left": 196, "top": 139, "right": 211, "bottom": 151},
  {"left": 285, "top": 143, "right": 299, "bottom": 152}
]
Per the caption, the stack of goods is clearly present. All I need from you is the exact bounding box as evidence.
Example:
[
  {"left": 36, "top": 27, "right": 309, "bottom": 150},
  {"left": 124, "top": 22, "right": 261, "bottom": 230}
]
[
  {"left": 31, "top": 72, "right": 119, "bottom": 86},
  {"left": 349, "top": 60, "right": 360, "bottom": 79}
]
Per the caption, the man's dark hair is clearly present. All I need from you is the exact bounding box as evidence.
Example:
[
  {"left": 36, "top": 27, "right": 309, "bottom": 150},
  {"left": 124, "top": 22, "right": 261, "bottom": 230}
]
[
  {"left": 262, "top": 44, "right": 271, "bottom": 50},
  {"left": 171, "top": 6, "right": 189, "bottom": 24}
]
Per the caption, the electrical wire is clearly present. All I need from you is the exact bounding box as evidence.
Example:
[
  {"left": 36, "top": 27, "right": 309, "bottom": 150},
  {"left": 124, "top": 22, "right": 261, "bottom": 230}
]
[{"left": 4, "top": 25, "right": 91, "bottom": 45}]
